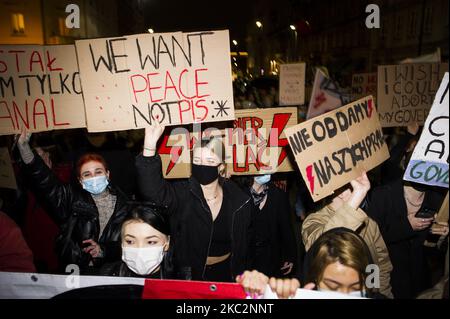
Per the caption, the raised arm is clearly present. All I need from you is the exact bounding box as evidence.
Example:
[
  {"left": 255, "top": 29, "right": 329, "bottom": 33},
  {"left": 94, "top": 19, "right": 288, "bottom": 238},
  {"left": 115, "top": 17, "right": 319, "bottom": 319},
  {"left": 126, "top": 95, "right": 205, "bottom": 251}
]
[
  {"left": 16, "top": 129, "right": 73, "bottom": 224},
  {"left": 135, "top": 123, "right": 179, "bottom": 213}
]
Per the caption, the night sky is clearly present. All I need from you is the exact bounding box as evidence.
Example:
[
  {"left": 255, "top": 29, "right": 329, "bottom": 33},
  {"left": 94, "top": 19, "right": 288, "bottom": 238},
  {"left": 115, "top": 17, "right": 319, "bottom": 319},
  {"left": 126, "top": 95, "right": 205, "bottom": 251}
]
[{"left": 144, "top": 0, "right": 254, "bottom": 48}]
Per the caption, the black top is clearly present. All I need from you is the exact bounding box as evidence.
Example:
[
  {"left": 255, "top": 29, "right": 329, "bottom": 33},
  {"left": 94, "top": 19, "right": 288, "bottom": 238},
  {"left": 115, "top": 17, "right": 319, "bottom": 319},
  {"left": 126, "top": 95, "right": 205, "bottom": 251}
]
[
  {"left": 135, "top": 154, "right": 256, "bottom": 281},
  {"left": 209, "top": 199, "right": 231, "bottom": 257},
  {"left": 249, "top": 183, "right": 297, "bottom": 277},
  {"left": 367, "top": 178, "right": 446, "bottom": 298}
]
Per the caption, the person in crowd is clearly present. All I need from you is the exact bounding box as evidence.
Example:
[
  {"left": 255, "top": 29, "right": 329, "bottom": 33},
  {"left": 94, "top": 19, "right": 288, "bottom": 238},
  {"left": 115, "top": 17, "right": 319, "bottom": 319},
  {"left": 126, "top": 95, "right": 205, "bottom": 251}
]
[
  {"left": 234, "top": 174, "right": 297, "bottom": 278},
  {"left": 135, "top": 122, "right": 256, "bottom": 282},
  {"left": 367, "top": 177, "right": 447, "bottom": 298},
  {"left": 100, "top": 203, "right": 189, "bottom": 279},
  {"left": 18, "top": 135, "right": 71, "bottom": 273},
  {"left": 0, "top": 211, "right": 36, "bottom": 272},
  {"left": 237, "top": 228, "right": 377, "bottom": 298},
  {"left": 380, "top": 122, "right": 420, "bottom": 185},
  {"left": 15, "top": 129, "right": 130, "bottom": 274},
  {"left": 301, "top": 172, "right": 393, "bottom": 298}
]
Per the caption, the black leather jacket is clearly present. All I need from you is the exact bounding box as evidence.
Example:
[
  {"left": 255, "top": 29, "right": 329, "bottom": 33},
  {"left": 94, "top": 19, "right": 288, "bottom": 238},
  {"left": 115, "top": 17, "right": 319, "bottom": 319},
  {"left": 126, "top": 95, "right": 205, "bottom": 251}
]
[{"left": 22, "top": 153, "right": 130, "bottom": 272}]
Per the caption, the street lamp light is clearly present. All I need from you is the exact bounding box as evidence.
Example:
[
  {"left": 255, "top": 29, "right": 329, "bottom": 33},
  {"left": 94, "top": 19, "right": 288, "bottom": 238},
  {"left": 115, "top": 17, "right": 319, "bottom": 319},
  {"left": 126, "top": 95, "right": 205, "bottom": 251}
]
[
  {"left": 232, "top": 39, "right": 238, "bottom": 46},
  {"left": 289, "top": 24, "right": 296, "bottom": 31},
  {"left": 148, "top": 28, "right": 154, "bottom": 33},
  {"left": 256, "top": 21, "right": 263, "bottom": 28}
]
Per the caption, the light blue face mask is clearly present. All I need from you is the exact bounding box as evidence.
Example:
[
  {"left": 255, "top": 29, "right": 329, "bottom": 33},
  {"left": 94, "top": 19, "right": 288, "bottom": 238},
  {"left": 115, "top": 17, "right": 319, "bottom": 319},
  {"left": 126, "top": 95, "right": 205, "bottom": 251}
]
[
  {"left": 254, "top": 174, "right": 271, "bottom": 185},
  {"left": 82, "top": 175, "right": 109, "bottom": 195}
]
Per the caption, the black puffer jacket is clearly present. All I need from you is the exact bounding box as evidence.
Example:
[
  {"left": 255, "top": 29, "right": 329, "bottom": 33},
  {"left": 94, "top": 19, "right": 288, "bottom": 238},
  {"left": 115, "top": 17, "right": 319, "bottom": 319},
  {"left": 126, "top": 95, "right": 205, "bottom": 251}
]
[
  {"left": 135, "top": 154, "right": 256, "bottom": 281},
  {"left": 22, "top": 153, "right": 130, "bottom": 272}
]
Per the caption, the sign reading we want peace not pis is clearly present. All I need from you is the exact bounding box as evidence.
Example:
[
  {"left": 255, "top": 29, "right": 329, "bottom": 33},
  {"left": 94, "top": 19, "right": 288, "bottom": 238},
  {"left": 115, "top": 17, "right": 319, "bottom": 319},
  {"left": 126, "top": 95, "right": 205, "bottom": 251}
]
[{"left": 76, "top": 30, "right": 234, "bottom": 132}]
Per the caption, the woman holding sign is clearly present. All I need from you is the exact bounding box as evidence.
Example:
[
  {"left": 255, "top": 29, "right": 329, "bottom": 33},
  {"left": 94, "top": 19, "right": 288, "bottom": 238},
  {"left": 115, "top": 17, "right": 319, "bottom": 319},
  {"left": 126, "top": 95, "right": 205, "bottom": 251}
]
[
  {"left": 15, "top": 129, "right": 130, "bottom": 274},
  {"left": 135, "top": 122, "right": 256, "bottom": 282}
]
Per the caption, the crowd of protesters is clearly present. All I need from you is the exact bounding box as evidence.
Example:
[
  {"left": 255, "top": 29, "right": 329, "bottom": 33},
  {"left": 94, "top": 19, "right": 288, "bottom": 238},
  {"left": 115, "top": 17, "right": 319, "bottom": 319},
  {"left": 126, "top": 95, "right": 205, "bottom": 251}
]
[{"left": 0, "top": 75, "right": 448, "bottom": 300}]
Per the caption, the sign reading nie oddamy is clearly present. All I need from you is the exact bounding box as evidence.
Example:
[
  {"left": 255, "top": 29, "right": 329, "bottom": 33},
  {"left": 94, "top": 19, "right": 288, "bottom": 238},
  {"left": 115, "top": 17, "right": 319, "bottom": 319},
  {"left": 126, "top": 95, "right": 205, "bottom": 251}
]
[
  {"left": 404, "top": 72, "right": 449, "bottom": 188},
  {"left": 377, "top": 63, "right": 448, "bottom": 127},
  {"left": 0, "top": 45, "right": 85, "bottom": 135},
  {"left": 279, "top": 63, "right": 305, "bottom": 106},
  {"left": 352, "top": 73, "right": 377, "bottom": 101},
  {"left": 76, "top": 30, "right": 234, "bottom": 132},
  {"left": 158, "top": 107, "right": 297, "bottom": 178},
  {"left": 286, "top": 96, "right": 389, "bottom": 202}
]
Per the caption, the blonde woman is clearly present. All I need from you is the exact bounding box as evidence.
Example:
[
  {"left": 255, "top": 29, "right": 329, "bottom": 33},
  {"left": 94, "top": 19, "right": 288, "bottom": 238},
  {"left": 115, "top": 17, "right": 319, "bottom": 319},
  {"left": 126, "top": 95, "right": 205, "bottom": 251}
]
[{"left": 135, "top": 123, "right": 256, "bottom": 282}]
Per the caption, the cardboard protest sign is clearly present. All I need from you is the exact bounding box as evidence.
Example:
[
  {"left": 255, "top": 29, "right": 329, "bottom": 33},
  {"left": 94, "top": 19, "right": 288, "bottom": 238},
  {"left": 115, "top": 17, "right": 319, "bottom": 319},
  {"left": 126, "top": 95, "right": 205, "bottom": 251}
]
[
  {"left": 0, "top": 45, "right": 85, "bottom": 135},
  {"left": 377, "top": 63, "right": 448, "bottom": 127},
  {"left": 0, "top": 147, "right": 17, "bottom": 189},
  {"left": 352, "top": 73, "right": 377, "bottom": 101},
  {"left": 75, "top": 30, "right": 234, "bottom": 132},
  {"left": 286, "top": 96, "right": 389, "bottom": 202},
  {"left": 306, "top": 68, "right": 350, "bottom": 119},
  {"left": 279, "top": 63, "right": 305, "bottom": 106},
  {"left": 404, "top": 72, "right": 449, "bottom": 188},
  {"left": 158, "top": 107, "right": 297, "bottom": 178}
]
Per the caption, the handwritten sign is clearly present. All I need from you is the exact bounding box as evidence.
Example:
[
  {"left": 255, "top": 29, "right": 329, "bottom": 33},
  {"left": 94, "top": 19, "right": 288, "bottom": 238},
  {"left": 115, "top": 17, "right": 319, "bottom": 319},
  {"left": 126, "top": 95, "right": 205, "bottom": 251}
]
[
  {"left": 352, "top": 72, "right": 377, "bottom": 101},
  {"left": 0, "top": 147, "right": 17, "bottom": 190},
  {"left": 377, "top": 63, "right": 448, "bottom": 127},
  {"left": 286, "top": 96, "right": 389, "bottom": 202},
  {"left": 306, "top": 68, "right": 350, "bottom": 119},
  {"left": 404, "top": 72, "right": 449, "bottom": 188},
  {"left": 279, "top": 63, "right": 305, "bottom": 106},
  {"left": 158, "top": 107, "right": 297, "bottom": 178},
  {"left": 0, "top": 45, "right": 85, "bottom": 135},
  {"left": 75, "top": 30, "right": 234, "bottom": 132}
]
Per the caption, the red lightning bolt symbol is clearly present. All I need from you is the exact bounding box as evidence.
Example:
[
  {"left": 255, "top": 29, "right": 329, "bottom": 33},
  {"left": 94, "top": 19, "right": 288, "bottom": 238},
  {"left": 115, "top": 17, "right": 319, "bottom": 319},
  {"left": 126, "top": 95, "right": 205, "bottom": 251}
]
[
  {"left": 306, "top": 165, "right": 315, "bottom": 194},
  {"left": 313, "top": 92, "right": 326, "bottom": 109},
  {"left": 367, "top": 99, "right": 373, "bottom": 118},
  {"left": 267, "top": 113, "right": 291, "bottom": 166},
  {"left": 158, "top": 134, "right": 183, "bottom": 176}
]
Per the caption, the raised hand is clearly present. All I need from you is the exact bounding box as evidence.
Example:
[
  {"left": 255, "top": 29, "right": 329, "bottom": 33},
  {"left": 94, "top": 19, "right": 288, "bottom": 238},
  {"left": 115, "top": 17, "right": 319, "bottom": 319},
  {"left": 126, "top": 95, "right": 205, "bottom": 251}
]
[
  {"left": 348, "top": 171, "right": 371, "bottom": 210},
  {"left": 143, "top": 121, "right": 166, "bottom": 157}
]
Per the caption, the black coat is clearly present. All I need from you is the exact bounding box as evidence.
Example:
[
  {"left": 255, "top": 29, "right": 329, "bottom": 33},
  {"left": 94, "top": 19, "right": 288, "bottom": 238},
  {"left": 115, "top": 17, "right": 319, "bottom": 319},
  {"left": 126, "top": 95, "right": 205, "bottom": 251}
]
[
  {"left": 248, "top": 183, "right": 297, "bottom": 277},
  {"left": 367, "top": 179, "right": 445, "bottom": 298},
  {"left": 22, "top": 153, "right": 130, "bottom": 272},
  {"left": 135, "top": 154, "right": 255, "bottom": 281}
]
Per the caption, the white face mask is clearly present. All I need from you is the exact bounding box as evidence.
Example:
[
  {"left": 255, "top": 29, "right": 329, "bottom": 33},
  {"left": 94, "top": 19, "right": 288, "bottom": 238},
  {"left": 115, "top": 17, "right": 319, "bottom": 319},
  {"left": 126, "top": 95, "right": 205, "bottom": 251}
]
[
  {"left": 121, "top": 245, "right": 165, "bottom": 275},
  {"left": 348, "top": 290, "right": 366, "bottom": 298}
]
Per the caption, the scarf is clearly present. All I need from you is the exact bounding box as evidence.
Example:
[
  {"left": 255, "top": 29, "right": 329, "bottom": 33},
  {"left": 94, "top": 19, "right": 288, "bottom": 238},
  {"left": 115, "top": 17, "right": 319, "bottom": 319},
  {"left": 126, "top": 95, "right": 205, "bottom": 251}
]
[{"left": 250, "top": 185, "right": 269, "bottom": 207}]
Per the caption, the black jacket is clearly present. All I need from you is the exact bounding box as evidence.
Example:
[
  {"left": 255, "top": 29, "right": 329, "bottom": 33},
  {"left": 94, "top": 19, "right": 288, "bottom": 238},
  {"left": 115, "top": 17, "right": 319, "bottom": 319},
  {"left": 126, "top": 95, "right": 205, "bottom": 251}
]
[
  {"left": 22, "top": 153, "right": 130, "bottom": 272},
  {"left": 135, "top": 154, "right": 255, "bottom": 281},
  {"left": 367, "top": 179, "right": 445, "bottom": 298},
  {"left": 247, "top": 183, "right": 297, "bottom": 277}
]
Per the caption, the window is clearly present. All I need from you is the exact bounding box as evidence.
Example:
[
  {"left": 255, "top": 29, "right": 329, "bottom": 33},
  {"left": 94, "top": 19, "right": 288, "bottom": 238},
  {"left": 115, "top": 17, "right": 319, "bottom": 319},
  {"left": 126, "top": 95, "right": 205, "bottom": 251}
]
[{"left": 11, "top": 13, "right": 25, "bottom": 35}]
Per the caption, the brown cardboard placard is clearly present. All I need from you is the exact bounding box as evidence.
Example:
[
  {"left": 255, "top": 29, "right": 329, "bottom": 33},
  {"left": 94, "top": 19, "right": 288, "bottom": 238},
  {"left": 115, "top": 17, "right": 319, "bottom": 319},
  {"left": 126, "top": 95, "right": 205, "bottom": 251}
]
[
  {"left": 75, "top": 30, "right": 234, "bottom": 132},
  {"left": 352, "top": 72, "right": 377, "bottom": 101},
  {"left": 286, "top": 96, "right": 389, "bottom": 202},
  {"left": 279, "top": 63, "right": 305, "bottom": 106},
  {"left": 0, "top": 45, "right": 85, "bottom": 135},
  {"left": 377, "top": 63, "right": 448, "bottom": 127},
  {"left": 158, "top": 107, "right": 297, "bottom": 178}
]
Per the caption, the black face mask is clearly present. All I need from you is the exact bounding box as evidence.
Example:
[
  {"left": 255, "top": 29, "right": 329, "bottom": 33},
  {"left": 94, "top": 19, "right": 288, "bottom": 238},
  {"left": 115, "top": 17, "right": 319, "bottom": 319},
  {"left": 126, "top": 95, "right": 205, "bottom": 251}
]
[{"left": 191, "top": 164, "right": 219, "bottom": 185}]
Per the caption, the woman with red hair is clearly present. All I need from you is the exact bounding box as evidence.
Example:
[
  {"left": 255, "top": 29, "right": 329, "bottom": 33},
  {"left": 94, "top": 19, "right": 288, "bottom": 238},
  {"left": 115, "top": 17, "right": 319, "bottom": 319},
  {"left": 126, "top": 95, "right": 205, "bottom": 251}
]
[{"left": 15, "top": 129, "right": 130, "bottom": 274}]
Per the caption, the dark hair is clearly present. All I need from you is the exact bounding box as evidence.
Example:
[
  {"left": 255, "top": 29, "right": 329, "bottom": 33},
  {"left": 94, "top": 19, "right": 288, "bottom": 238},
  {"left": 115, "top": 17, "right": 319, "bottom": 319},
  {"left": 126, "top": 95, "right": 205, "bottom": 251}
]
[{"left": 122, "top": 203, "right": 170, "bottom": 236}]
